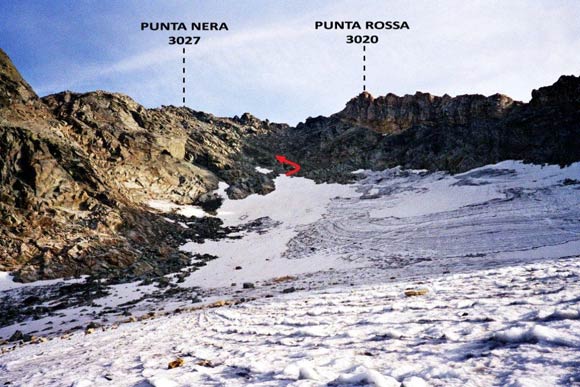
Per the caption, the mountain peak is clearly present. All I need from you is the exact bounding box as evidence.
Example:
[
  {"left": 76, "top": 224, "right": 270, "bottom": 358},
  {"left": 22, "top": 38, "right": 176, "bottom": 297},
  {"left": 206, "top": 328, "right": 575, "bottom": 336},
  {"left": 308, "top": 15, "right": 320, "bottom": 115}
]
[
  {"left": 347, "top": 91, "right": 374, "bottom": 105},
  {"left": 531, "top": 74, "right": 580, "bottom": 106},
  {"left": 335, "top": 88, "right": 523, "bottom": 134},
  {"left": 358, "top": 91, "right": 374, "bottom": 99},
  {"left": 0, "top": 48, "right": 38, "bottom": 108}
]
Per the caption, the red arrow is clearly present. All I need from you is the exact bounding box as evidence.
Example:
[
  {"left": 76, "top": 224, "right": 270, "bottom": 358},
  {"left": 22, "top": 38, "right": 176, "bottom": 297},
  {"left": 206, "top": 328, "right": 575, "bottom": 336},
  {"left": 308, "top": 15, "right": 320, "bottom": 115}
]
[{"left": 275, "top": 155, "right": 301, "bottom": 176}]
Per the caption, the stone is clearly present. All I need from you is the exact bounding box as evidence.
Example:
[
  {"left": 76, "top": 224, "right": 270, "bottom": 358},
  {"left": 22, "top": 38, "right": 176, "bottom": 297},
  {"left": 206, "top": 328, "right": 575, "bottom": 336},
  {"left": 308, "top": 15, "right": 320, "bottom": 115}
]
[
  {"left": 272, "top": 275, "right": 297, "bottom": 283},
  {"left": 8, "top": 330, "right": 31, "bottom": 342},
  {"left": 168, "top": 358, "right": 184, "bottom": 369},
  {"left": 31, "top": 336, "right": 48, "bottom": 344},
  {"left": 243, "top": 282, "right": 255, "bottom": 289},
  {"left": 208, "top": 300, "right": 231, "bottom": 308},
  {"left": 86, "top": 321, "right": 102, "bottom": 330},
  {"left": 404, "top": 289, "right": 429, "bottom": 297},
  {"left": 196, "top": 359, "right": 214, "bottom": 367}
]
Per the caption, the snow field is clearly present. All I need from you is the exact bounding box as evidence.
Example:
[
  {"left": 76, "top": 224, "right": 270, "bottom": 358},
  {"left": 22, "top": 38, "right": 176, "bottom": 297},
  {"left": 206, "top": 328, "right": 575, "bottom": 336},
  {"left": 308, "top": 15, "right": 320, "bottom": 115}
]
[
  {"left": 1, "top": 257, "right": 579, "bottom": 386},
  {"left": 2, "top": 161, "right": 580, "bottom": 386}
]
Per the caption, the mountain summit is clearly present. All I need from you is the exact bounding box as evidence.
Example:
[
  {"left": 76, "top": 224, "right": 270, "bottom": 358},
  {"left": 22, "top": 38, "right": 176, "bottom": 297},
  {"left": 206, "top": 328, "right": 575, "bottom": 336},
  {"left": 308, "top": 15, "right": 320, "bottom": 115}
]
[
  {"left": 338, "top": 90, "right": 517, "bottom": 133},
  {"left": 0, "top": 48, "right": 38, "bottom": 107}
]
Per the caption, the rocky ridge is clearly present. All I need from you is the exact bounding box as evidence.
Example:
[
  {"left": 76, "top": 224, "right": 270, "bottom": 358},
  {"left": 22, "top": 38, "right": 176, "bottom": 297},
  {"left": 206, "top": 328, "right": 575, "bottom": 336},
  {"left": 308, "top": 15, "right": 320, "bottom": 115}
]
[
  {"left": 1, "top": 47, "right": 579, "bottom": 282},
  {"left": 0, "top": 49, "right": 284, "bottom": 282},
  {"left": 278, "top": 77, "right": 579, "bottom": 180}
]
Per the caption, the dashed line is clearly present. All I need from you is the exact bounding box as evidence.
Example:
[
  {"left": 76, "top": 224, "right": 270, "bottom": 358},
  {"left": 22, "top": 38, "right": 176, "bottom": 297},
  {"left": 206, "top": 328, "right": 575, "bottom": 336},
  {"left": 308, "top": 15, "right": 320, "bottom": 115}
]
[
  {"left": 182, "top": 48, "right": 186, "bottom": 105},
  {"left": 363, "top": 45, "right": 366, "bottom": 92}
]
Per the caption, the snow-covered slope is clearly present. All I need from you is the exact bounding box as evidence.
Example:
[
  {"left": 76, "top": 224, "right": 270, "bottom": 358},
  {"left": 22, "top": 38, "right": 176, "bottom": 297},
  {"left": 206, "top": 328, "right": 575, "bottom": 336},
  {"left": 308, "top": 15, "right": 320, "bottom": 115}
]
[
  {"left": 1, "top": 161, "right": 580, "bottom": 386},
  {"left": 283, "top": 161, "right": 580, "bottom": 266},
  {"left": 2, "top": 257, "right": 580, "bottom": 386},
  {"left": 181, "top": 161, "right": 580, "bottom": 290},
  {"left": 179, "top": 177, "right": 362, "bottom": 288}
]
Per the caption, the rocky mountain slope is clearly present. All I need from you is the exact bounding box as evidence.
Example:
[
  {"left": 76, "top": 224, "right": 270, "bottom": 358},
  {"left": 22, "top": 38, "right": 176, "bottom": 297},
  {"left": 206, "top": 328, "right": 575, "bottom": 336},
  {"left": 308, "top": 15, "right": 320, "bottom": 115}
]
[
  {"left": 278, "top": 78, "right": 580, "bottom": 181},
  {"left": 0, "top": 47, "right": 579, "bottom": 282},
  {"left": 0, "top": 49, "right": 284, "bottom": 282}
]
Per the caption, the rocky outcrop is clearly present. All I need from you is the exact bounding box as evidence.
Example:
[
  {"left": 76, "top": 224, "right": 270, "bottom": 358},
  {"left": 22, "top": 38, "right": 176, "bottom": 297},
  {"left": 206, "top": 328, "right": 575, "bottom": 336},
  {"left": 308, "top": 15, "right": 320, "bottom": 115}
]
[
  {"left": 337, "top": 91, "right": 518, "bottom": 133},
  {"left": 0, "top": 49, "right": 284, "bottom": 281},
  {"left": 281, "top": 75, "right": 580, "bottom": 179},
  {"left": 150, "top": 107, "right": 287, "bottom": 198},
  {"left": 530, "top": 75, "right": 580, "bottom": 106},
  {"left": 0, "top": 49, "right": 37, "bottom": 107},
  {"left": 42, "top": 91, "right": 218, "bottom": 205}
]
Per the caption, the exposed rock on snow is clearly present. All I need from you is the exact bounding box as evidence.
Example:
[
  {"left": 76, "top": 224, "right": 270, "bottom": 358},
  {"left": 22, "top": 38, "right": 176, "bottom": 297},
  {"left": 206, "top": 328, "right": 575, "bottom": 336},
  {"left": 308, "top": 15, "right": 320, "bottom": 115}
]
[
  {"left": 404, "top": 289, "right": 429, "bottom": 297},
  {"left": 167, "top": 358, "right": 185, "bottom": 369},
  {"left": 1, "top": 161, "right": 580, "bottom": 385}
]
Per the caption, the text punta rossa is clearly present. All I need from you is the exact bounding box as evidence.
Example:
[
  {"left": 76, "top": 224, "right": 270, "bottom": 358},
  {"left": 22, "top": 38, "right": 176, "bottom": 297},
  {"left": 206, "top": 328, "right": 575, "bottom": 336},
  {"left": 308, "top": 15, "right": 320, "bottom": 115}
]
[{"left": 315, "top": 21, "right": 410, "bottom": 30}]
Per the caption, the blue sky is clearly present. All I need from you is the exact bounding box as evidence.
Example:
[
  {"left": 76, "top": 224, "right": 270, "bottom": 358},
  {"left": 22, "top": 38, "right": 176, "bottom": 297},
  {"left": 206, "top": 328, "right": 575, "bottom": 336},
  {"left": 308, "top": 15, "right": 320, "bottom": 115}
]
[{"left": 1, "top": 0, "right": 580, "bottom": 125}]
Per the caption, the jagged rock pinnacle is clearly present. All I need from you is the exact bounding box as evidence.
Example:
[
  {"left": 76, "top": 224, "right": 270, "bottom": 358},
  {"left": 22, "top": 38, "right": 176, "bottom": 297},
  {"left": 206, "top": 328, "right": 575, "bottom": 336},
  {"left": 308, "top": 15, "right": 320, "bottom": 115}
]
[{"left": 0, "top": 48, "right": 38, "bottom": 107}]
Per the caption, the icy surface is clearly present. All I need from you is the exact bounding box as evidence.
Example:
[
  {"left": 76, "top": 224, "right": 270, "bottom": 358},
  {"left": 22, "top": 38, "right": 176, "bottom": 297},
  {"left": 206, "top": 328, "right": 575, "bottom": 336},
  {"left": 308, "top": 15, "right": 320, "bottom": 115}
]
[
  {"left": 2, "top": 258, "right": 580, "bottom": 386},
  {"left": 283, "top": 161, "right": 580, "bottom": 267},
  {"left": 2, "top": 161, "right": 580, "bottom": 386},
  {"left": 180, "top": 175, "right": 362, "bottom": 288}
]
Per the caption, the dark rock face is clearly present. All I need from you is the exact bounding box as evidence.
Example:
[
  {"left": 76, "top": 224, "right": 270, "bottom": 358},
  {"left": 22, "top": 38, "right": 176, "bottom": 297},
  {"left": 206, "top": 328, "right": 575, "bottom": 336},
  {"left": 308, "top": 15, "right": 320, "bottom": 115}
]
[
  {"left": 280, "top": 76, "right": 579, "bottom": 179},
  {"left": 0, "top": 49, "right": 284, "bottom": 281},
  {"left": 0, "top": 46, "right": 579, "bottom": 282},
  {"left": 151, "top": 107, "right": 287, "bottom": 196},
  {"left": 530, "top": 75, "right": 580, "bottom": 106},
  {"left": 42, "top": 91, "right": 219, "bottom": 205},
  {"left": 336, "top": 91, "right": 518, "bottom": 133}
]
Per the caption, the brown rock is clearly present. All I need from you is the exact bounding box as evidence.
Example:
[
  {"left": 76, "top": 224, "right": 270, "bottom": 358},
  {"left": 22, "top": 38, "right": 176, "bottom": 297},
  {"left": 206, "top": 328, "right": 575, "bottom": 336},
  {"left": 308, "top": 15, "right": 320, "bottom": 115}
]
[
  {"left": 272, "top": 275, "right": 297, "bottom": 283},
  {"left": 168, "top": 358, "right": 185, "bottom": 369},
  {"left": 196, "top": 359, "right": 214, "bottom": 368},
  {"left": 208, "top": 300, "right": 232, "bottom": 308},
  {"left": 404, "top": 289, "right": 429, "bottom": 297}
]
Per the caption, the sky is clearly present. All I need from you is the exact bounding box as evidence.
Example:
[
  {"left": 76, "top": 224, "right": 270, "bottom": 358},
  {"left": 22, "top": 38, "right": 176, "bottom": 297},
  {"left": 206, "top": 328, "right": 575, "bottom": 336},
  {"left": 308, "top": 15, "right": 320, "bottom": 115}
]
[{"left": 1, "top": 0, "right": 579, "bottom": 125}]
